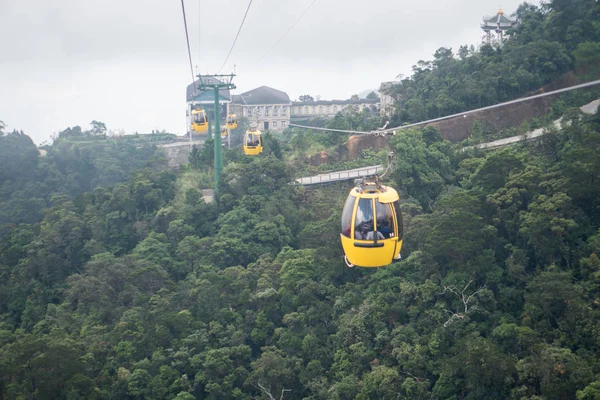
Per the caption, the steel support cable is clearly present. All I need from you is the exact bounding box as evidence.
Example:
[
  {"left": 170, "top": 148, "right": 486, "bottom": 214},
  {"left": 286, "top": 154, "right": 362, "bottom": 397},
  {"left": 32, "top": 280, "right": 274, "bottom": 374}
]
[
  {"left": 288, "top": 123, "right": 366, "bottom": 134},
  {"left": 261, "top": 0, "right": 318, "bottom": 59},
  {"left": 180, "top": 0, "right": 196, "bottom": 85},
  {"left": 288, "top": 79, "right": 600, "bottom": 135},
  {"left": 376, "top": 78, "right": 600, "bottom": 134},
  {"left": 217, "top": 0, "right": 253, "bottom": 73},
  {"left": 181, "top": 0, "right": 198, "bottom": 146},
  {"left": 198, "top": 0, "right": 201, "bottom": 72},
  {"left": 237, "top": 92, "right": 261, "bottom": 128}
]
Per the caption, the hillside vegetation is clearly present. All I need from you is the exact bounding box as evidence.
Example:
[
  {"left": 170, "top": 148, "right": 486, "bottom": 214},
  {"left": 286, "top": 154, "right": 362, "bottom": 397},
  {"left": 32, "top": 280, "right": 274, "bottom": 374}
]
[{"left": 1, "top": 0, "right": 600, "bottom": 399}]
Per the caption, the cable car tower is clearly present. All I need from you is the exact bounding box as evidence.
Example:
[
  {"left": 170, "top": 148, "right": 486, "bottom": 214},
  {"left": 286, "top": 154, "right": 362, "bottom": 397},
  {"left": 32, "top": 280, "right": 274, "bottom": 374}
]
[{"left": 197, "top": 73, "right": 236, "bottom": 192}]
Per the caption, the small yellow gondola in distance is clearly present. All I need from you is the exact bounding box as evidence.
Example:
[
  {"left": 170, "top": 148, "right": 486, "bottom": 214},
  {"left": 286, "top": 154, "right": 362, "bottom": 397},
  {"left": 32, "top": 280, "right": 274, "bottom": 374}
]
[
  {"left": 221, "top": 128, "right": 227, "bottom": 138},
  {"left": 191, "top": 108, "right": 208, "bottom": 133},
  {"left": 243, "top": 128, "right": 263, "bottom": 156},
  {"left": 340, "top": 180, "right": 403, "bottom": 268},
  {"left": 226, "top": 114, "right": 238, "bottom": 130}
]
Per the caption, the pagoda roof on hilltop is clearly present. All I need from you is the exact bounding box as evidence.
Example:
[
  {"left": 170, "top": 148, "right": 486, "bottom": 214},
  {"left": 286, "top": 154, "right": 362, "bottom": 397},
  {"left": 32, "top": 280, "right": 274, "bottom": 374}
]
[{"left": 481, "top": 8, "right": 518, "bottom": 30}]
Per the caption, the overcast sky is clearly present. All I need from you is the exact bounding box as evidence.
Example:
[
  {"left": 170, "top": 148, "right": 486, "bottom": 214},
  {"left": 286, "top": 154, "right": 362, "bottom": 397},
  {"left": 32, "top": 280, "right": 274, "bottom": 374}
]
[{"left": 0, "top": 0, "right": 533, "bottom": 144}]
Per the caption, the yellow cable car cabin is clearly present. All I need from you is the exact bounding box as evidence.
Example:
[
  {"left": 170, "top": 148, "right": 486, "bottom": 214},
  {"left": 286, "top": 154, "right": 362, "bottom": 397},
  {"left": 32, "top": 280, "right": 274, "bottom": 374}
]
[
  {"left": 243, "top": 129, "right": 263, "bottom": 156},
  {"left": 226, "top": 114, "right": 238, "bottom": 130},
  {"left": 340, "top": 181, "right": 403, "bottom": 267},
  {"left": 221, "top": 128, "right": 228, "bottom": 138},
  {"left": 191, "top": 108, "right": 208, "bottom": 133}
]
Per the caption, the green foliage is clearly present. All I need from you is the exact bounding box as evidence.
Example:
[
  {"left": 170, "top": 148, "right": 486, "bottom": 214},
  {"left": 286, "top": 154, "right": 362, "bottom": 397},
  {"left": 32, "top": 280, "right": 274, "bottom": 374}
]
[
  {"left": 386, "top": 0, "right": 600, "bottom": 126},
  {"left": 2, "top": 3, "right": 600, "bottom": 399},
  {"left": 389, "top": 128, "right": 453, "bottom": 209}
]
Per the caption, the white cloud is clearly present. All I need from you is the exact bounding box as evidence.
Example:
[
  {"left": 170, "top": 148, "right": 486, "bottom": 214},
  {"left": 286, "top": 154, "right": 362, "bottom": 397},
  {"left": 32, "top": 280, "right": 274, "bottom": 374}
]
[{"left": 0, "top": 0, "right": 531, "bottom": 144}]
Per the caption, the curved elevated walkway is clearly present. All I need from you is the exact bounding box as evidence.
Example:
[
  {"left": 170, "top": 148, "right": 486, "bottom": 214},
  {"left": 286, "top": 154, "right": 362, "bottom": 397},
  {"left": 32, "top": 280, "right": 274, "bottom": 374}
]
[
  {"left": 296, "top": 99, "right": 598, "bottom": 186},
  {"left": 295, "top": 165, "right": 384, "bottom": 185}
]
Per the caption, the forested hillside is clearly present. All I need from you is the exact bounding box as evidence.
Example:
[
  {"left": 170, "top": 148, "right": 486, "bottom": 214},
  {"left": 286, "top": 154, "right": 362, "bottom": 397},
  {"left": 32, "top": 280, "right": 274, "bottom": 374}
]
[
  {"left": 1, "top": 0, "right": 600, "bottom": 399},
  {"left": 0, "top": 124, "right": 163, "bottom": 229},
  {"left": 382, "top": 0, "right": 600, "bottom": 126}
]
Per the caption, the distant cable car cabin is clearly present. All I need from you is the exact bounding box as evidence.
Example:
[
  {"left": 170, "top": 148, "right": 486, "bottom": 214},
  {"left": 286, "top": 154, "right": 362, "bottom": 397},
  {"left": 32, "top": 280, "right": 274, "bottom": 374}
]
[
  {"left": 340, "top": 179, "right": 403, "bottom": 267},
  {"left": 221, "top": 128, "right": 227, "bottom": 138},
  {"left": 243, "top": 129, "right": 263, "bottom": 156},
  {"left": 191, "top": 108, "right": 208, "bottom": 133},
  {"left": 226, "top": 114, "right": 238, "bottom": 130}
]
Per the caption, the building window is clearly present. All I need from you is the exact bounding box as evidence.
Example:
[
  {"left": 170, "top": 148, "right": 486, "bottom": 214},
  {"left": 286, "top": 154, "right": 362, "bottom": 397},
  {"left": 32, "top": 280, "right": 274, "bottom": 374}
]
[
  {"left": 319, "top": 105, "right": 323, "bottom": 113},
  {"left": 273, "top": 106, "right": 279, "bottom": 116},
  {"left": 333, "top": 105, "right": 338, "bottom": 112},
  {"left": 265, "top": 107, "right": 270, "bottom": 116},
  {"left": 282, "top": 121, "right": 287, "bottom": 128},
  {"left": 304, "top": 106, "right": 308, "bottom": 114},
  {"left": 282, "top": 106, "right": 287, "bottom": 116},
  {"left": 272, "top": 121, "right": 278, "bottom": 128}
]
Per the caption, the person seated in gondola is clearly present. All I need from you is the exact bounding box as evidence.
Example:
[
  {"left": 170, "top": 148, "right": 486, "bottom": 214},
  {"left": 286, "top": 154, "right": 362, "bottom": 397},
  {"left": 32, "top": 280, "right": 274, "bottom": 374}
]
[
  {"left": 360, "top": 220, "right": 383, "bottom": 240},
  {"left": 367, "top": 230, "right": 385, "bottom": 240},
  {"left": 378, "top": 219, "right": 393, "bottom": 238},
  {"left": 354, "top": 222, "right": 367, "bottom": 240}
]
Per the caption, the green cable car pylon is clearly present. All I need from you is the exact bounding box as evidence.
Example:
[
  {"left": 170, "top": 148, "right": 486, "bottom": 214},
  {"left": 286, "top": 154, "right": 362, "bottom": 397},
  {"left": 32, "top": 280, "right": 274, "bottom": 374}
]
[{"left": 197, "top": 74, "right": 236, "bottom": 193}]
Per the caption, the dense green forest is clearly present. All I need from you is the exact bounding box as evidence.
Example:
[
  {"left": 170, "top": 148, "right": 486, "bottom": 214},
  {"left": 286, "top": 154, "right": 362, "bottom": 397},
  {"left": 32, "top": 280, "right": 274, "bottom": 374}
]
[
  {"left": 2, "top": 0, "right": 600, "bottom": 399},
  {"left": 0, "top": 123, "right": 163, "bottom": 229},
  {"left": 382, "top": 0, "right": 600, "bottom": 125}
]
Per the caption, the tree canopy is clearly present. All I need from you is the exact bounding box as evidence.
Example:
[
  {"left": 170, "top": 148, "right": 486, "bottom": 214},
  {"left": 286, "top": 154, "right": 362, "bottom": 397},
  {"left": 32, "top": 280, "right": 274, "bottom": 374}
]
[{"left": 2, "top": 1, "right": 600, "bottom": 398}]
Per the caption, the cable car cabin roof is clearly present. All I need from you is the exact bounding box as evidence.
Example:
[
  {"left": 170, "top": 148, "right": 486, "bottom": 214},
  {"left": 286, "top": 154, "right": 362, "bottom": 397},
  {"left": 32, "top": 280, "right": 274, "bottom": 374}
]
[{"left": 350, "top": 183, "right": 399, "bottom": 203}]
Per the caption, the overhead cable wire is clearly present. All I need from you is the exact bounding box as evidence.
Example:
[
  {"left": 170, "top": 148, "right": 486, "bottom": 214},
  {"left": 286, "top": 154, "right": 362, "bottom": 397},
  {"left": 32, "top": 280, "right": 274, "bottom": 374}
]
[
  {"left": 197, "top": 0, "right": 201, "bottom": 72},
  {"left": 288, "top": 79, "right": 600, "bottom": 135},
  {"left": 261, "top": 0, "right": 318, "bottom": 59},
  {"left": 376, "top": 78, "right": 600, "bottom": 134},
  {"left": 287, "top": 123, "right": 366, "bottom": 134},
  {"left": 180, "top": 0, "right": 196, "bottom": 85},
  {"left": 181, "top": 0, "right": 198, "bottom": 147},
  {"left": 217, "top": 0, "right": 253, "bottom": 73},
  {"left": 238, "top": 92, "right": 261, "bottom": 128}
]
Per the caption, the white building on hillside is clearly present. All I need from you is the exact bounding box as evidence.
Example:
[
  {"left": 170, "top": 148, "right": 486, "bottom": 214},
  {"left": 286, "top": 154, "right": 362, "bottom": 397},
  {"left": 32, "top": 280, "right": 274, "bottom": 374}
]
[
  {"left": 291, "top": 98, "right": 380, "bottom": 120},
  {"left": 230, "top": 86, "right": 292, "bottom": 132}
]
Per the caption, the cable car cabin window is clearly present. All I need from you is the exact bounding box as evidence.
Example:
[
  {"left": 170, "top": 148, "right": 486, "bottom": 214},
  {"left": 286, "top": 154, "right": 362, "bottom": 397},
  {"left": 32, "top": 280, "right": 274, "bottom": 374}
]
[
  {"left": 246, "top": 133, "right": 260, "bottom": 147},
  {"left": 393, "top": 201, "right": 404, "bottom": 239},
  {"left": 375, "top": 199, "right": 394, "bottom": 239},
  {"left": 341, "top": 195, "right": 356, "bottom": 237},
  {"left": 354, "top": 198, "right": 374, "bottom": 240}
]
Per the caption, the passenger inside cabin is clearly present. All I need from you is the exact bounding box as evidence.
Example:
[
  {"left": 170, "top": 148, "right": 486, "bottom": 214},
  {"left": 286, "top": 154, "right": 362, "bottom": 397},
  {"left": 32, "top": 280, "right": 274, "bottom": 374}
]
[
  {"left": 367, "top": 230, "right": 385, "bottom": 240},
  {"left": 379, "top": 219, "right": 393, "bottom": 238}
]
